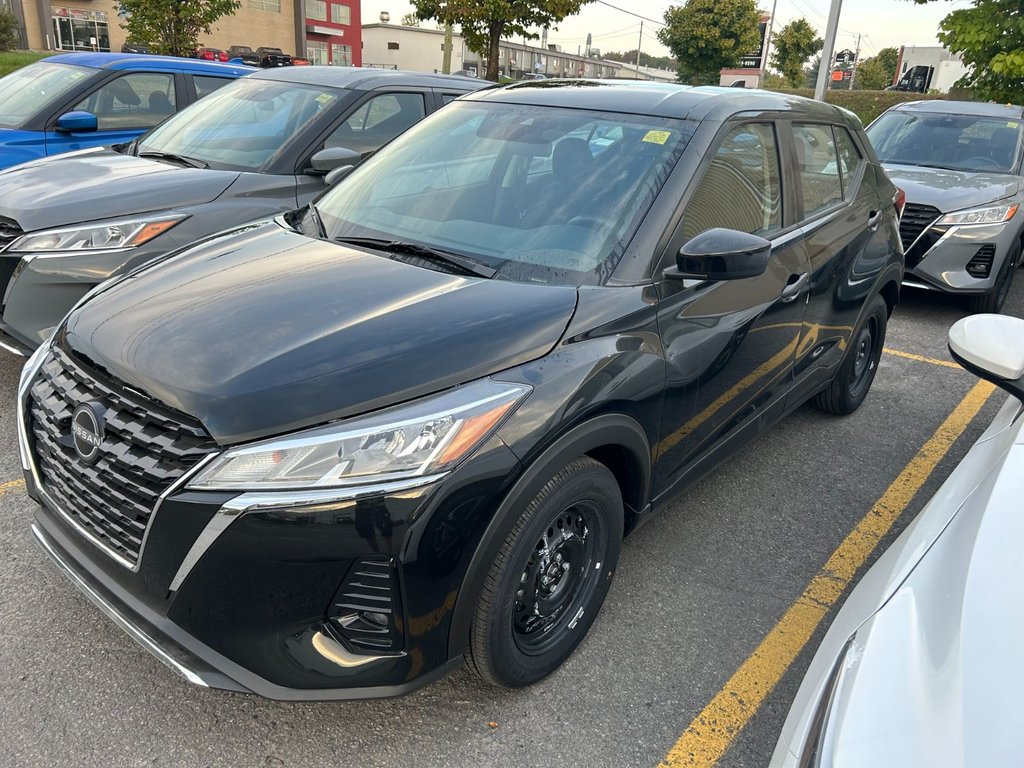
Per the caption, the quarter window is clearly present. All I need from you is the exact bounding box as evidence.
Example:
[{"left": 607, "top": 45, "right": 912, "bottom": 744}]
[
  {"left": 793, "top": 123, "right": 842, "bottom": 218},
  {"left": 834, "top": 126, "right": 863, "bottom": 199},
  {"left": 73, "top": 72, "right": 176, "bottom": 130},
  {"left": 193, "top": 76, "right": 232, "bottom": 99},
  {"left": 682, "top": 123, "right": 782, "bottom": 242}
]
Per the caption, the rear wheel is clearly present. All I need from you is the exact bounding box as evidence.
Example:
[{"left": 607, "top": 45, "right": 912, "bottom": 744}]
[
  {"left": 467, "top": 456, "right": 623, "bottom": 688},
  {"left": 813, "top": 294, "right": 888, "bottom": 416},
  {"left": 968, "top": 240, "right": 1019, "bottom": 314}
]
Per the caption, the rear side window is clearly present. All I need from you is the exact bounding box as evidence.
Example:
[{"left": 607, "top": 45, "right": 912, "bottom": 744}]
[
  {"left": 325, "top": 92, "right": 426, "bottom": 155},
  {"left": 193, "top": 76, "right": 233, "bottom": 99},
  {"left": 73, "top": 72, "right": 177, "bottom": 130},
  {"left": 834, "top": 126, "right": 863, "bottom": 198},
  {"left": 682, "top": 123, "right": 782, "bottom": 241},
  {"left": 793, "top": 123, "right": 842, "bottom": 218}
]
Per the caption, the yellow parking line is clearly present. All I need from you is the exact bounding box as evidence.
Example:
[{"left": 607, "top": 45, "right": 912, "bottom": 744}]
[
  {"left": 883, "top": 347, "right": 963, "bottom": 370},
  {"left": 0, "top": 478, "right": 24, "bottom": 497},
  {"left": 659, "top": 378, "right": 996, "bottom": 768}
]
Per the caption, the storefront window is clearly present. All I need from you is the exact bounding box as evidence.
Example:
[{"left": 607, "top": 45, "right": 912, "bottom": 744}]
[
  {"left": 51, "top": 8, "right": 110, "bottom": 52},
  {"left": 331, "top": 44, "right": 351, "bottom": 66},
  {"left": 307, "top": 40, "right": 328, "bottom": 65}
]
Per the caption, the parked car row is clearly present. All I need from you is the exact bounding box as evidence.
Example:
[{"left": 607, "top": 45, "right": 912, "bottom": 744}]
[
  {"left": 119, "top": 43, "right": 308, "bottom": 67},
  {"left": 0, "top": 53, "right": 1022, "bottom": 765}
]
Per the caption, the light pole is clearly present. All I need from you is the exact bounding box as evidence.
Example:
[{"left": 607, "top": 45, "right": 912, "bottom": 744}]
[{"left": 814, "top": 0, "right": 843, "bottom": 101}]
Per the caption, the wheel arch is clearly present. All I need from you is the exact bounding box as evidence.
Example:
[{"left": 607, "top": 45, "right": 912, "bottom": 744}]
[{"left": 447, "top": 413, "right": 652, "bottom": 659}]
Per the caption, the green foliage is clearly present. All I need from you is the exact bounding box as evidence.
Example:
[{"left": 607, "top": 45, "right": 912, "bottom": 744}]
[
  {"left": 853, "top": 47, "right": 899, "bottom": 90},
  {"left": 602, "top": 49, "right": 677, "bottom": 70},
  {"left": 117, "top": 0, "right": 241, "bottom": 57},
  {"left": 412, "top": 0, "right": 593, "bottom": 81},
  {"left": 769, "top": 18, "right": 822, "bottom": 87},
  {"left": 0, "top": 51, "right": 53, "bottom": 76},
  {"left": 657, "top": 0, "right": 761, "bottom": 85},
  {"left": 0, "top": 7, "right": 19, "bottom": 51},
  {"left": 401, "top": 12, "right": 420, "bottom": 26},
  {"left": 912, "top": 0, "right": 1024, "bottom": 102},
  {"left": 766, "top": 87, "right": 950, "bottom": 125},
  {"left": 761, "top": 70, "right": 787, "bottom": 89}
]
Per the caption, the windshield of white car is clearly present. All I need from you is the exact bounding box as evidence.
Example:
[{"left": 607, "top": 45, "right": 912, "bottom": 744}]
[
  {"left": 137, "top": 79, "right": 343, "bottom": 171},
  {"left": 315, "top": 101, "right": 694, "bottom": 286},
  {"left": 0, "top": 62, "right": 93, "bottom": 129},
  {"left": 868, "top": 112, "right": 1024, "bottom": 174}
]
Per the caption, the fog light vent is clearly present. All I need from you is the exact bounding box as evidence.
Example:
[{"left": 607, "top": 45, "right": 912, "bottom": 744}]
[
  {"left": 329, "top": 558, "right": 403, "bottom": 653},
  {"left": 966, "top": 245, "right": 996, "bottom": 279}
]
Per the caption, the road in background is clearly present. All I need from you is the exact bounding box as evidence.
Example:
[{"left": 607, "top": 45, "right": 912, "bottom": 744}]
[{"left": 0, "top": 282, "right": 1018, "bottom": 768}]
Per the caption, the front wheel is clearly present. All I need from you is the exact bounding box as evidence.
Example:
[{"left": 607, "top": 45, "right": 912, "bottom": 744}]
[
  {"left": 812, "top": 294, "right": 888, "bottom": 415},
  {"left": 467, "top": 456, "right": 623, "bottom": 688}
]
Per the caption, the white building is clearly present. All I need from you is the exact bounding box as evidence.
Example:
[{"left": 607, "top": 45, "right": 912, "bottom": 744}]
[
  {"left": 894, "top": 45, "right": 970, "bottom": 93},
  {"left": 361, "top": 23, "right": 664, "bottom": 80}
]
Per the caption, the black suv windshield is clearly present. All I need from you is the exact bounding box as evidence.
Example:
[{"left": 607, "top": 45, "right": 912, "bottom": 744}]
[
  {"left": 316, "top": 101, "right": 694, "bottom": 285},
  {"left": 0, "top": 62, "right": 93, "bottom": 129},
  {"left": 138, "top": 78, "right": 344, "bottom": 171},
  {"left": 868, "top": 111, "right": 1023, "bottom": 174}
]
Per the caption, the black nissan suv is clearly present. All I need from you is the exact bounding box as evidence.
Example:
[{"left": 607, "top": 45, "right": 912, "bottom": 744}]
[{"left": 20, "top": 82, "right": 903, "bottom": 699}]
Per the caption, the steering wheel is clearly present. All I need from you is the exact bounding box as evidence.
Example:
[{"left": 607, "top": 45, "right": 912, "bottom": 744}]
[
  {"left": 568, "top": 216, "right": 607, "bottom": 230},
  {"left": 961, "top": 156, "right": 1003, "bottom": 171}
]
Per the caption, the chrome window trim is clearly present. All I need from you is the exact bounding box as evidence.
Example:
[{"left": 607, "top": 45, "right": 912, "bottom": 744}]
[{"left": 168, "top": 473, "right": 447, "bottom": 592}]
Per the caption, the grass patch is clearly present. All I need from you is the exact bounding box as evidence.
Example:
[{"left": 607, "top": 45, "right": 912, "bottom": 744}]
[{"left": 0, "top": 51, "right": 55, "bottom": 77}]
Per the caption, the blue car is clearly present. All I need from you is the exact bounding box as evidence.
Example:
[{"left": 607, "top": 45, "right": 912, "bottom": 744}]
[{"left": 0, "top": 52, "right": 253, "bottom": 170}]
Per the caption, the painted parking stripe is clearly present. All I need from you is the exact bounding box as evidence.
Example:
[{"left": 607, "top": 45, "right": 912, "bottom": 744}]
[
  {"left": 659, "top": 378, "right": 996, "bottom": 768},
  {"left": 0, "top": 478, "right": 24, "bottom": 496},
  {"left": 882, "top": 347, "right": 964, "bottom": 370}
]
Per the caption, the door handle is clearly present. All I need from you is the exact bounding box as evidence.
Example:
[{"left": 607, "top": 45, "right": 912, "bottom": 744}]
[
  {"left": 867, "top": 209, "right": 882, "bottom": 231},
  {"left": 780, "top": 272, "right": 809, "bottom": 303}
]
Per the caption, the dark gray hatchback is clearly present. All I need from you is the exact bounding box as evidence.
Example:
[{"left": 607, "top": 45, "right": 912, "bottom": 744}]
[{"left": 0, "top": 67, "right": 483, "bottom": 353}]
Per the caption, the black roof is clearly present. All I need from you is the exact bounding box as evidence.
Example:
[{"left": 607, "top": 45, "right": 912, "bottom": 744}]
[
  {"left": 888, "top": 99, "right": 1024, "bottom": 118},
  {"left": 252, "top": 66, "right": 485, "bottom": 92},
  {"left": 464, "top": 80, "right": 852, "bottom": 123}
]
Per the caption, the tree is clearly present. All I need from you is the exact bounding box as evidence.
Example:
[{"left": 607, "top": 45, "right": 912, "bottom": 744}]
[
  {"left": 803, "top": 55, "right": 821, "bottom": 89},
  {"left": 0, "top": 6, "right": 19, "bottom": 51},
  {"left": 401, "top": 12, "right": 421, "bottom": 26},
  {"left": 769, "top": 18, "right": 822, "bottom": 87},
  {"left": 602, "top": 49, "right": 677, "bottom": 70},
  {"left": 117, "top": 0, "right": 240, "bottom": 57},
  {"left": 657, "top": 0, "right": 762, "bottom": 85},
  {"left": 912, "top": 0, "right": 1023, "bottom": 102},
  {"left": 852, "top": 57, "right": 890, "bottom": 89},
  {"left": 412, "top": 0, "right": 593, "bottom": 82}
]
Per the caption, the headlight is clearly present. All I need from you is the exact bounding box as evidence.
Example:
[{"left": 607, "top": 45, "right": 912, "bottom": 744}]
[
  {"left": 7, "top": 213, "right": 187, "bottom": 253},
  {"left": 188, "top": 379, "right": 530, "bottom": 491},
  {"left": 936, "top": 202, "right": 1019, "bottom": 227}
]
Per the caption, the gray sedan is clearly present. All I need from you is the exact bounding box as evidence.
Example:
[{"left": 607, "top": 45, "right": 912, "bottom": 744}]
[
  {"left": 0, "top": 67, "right": 482, "bottom": 353},
  {"left": 866, "top": 101, "right": 1023, "bottom": 313},
  {"left": 772, "top": 312, "right": 1024, "bottom": 767}
]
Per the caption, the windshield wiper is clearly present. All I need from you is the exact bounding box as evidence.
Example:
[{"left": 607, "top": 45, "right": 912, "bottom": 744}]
[
  {"left": 138, "top": 150, "right": 208, "bottom": 169},
  {"left": 334, "top": 236, "right": 497, "bottom": 279}
]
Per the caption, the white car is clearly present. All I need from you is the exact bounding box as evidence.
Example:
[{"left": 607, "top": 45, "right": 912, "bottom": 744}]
[{"left": 772, "top": 313, "right": 1024, "bottom": 768}]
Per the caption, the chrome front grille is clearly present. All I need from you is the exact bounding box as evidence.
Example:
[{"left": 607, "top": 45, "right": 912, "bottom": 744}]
[{"left": 28, "top": 345, "right": 217, "bottom": 567}]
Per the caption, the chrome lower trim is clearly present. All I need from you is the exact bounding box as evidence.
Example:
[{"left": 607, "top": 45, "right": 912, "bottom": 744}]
[
  {"left": 30, "top": 523, "right": 211, "bottom": 688},
  {"left": 168, "top": 473, "right": 446, "bottom": 592},
  {"left": 311, "top": 630, "right": 395, "bottom": 669},
  {"left": 902, "top": 279, "right": 938, "bottom": 291}
]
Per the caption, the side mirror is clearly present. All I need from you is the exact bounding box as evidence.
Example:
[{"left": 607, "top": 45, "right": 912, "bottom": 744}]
[
  {"left": 309, "top": 146, "right": 361, "bottom": 175},
  {"left": 56, "top": 111, "right": 98, "bottom": 133},
  {"left": 672, "top": 228, "right": 772, "bottom": 281},
  {"left": 324, "top": 165, "right": 356, "bottom": 186},
  {"left": 948, "top": 314, "right": 1024, "bottom": 402}
]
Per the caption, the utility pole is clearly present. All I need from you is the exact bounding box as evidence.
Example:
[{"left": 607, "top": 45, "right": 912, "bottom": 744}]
[
  {"left": 635, "top": 19, "right": 642, "bottom": 79},
  {"left": 814, "top": 0, "right": 844, "bottom": 101},
  {"left": 761, "top": 0, "right": 779, "bottom": 85},
  {"left": 848, "top": 33, "right": 862, "bottom": 89},
  {"left": 442, "top": 21, "right": 453, "bottom": 74}
]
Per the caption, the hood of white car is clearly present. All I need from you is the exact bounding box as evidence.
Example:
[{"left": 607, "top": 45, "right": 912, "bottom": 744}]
[{"left": 822, "top": 440, "right": 1024, "bottom": 768}]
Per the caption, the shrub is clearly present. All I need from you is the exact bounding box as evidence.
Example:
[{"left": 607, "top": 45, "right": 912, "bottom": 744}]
[
  {"left": 0, "top": 7, "right": 19, "bottom": 51},
  {"left": 765, "top": 87, "right": 951, "bottom": 125}
]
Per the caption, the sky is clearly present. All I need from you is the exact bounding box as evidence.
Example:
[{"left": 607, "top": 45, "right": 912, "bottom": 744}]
[{"left": 360, "top": 0, "right": 973, "bottom": 62}]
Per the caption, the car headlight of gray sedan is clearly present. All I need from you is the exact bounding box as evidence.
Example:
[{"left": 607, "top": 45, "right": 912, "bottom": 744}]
[
  {"left": 935, "top": 201, "right": 1019, "bottom": 227},
  {"left": 6, "top": 213, "right": 187, "bottom": 253}
]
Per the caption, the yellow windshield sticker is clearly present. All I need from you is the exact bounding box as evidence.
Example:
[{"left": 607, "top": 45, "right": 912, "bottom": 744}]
[
  {"left": 642, "top": 130, "right": 672, "bottom": 145},
  {"left": 1009, "top": 122, "right": 1020, "bottom": 129}
]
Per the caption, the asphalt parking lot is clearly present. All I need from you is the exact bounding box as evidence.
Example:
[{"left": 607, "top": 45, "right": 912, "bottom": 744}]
[{"left": 0, "top": 280, "right": 1019, "bottom": 768}]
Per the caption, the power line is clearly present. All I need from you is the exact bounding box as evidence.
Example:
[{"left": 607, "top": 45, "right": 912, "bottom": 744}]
[{"left": 593, "top": 0, "right": 666, "bottom": 27}]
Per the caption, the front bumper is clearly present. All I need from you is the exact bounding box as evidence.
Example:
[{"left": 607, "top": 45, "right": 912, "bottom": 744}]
[{"left": 903, "top": 218, "right": 1020, "bottom": 295}]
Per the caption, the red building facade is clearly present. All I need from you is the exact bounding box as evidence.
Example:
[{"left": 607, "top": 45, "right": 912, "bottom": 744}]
[{"left": 304, "top": 0, "right": 361, "bottom": 66}]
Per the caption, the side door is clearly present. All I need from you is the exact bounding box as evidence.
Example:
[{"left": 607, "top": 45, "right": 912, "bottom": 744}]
[
  {"left": 45, "top": 70, "right": 183, "bottom": 155},
  {"left": 787, "top": 121, "right": 885, "bottom": 402},
  {"left": 294, "top": 89, "right": 430, "bottom": 206},
  {"left": 653, "top": 120, "right": 810, "bottom": 495}
]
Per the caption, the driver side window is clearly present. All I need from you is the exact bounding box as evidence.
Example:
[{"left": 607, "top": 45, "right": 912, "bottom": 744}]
[
  {"left": 324, "top": 92, "right": 426, "bottom": 156},
  {"left": 681, "top": 123, "right": 783, "bottom": 242}
]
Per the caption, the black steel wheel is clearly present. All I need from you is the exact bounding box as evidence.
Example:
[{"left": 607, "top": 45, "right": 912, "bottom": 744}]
[
  {"left": 467, "top": 456, "right": 623, "bottom": 688},
  {"left": 812, "top": 294, "right": 888, "bottom": 416}
]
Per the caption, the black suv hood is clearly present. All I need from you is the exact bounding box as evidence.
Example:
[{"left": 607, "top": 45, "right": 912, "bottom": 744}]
[
  {"left": 0, "top": 148, "right": 240, "bottom": 232},
  {"left": 63, "top": 222, "right": 578, "bottom": 444}
]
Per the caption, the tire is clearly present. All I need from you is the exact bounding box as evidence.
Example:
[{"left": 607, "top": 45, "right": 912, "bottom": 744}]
[
  {"left": 813, "top": 294, "right": 888, "bottom": 416},
  {"left": 467, "top": 456, "right": 623, "bottom": 688},
  {"left": 968, "top": 240, "right": 1019, "bottom": 314}
]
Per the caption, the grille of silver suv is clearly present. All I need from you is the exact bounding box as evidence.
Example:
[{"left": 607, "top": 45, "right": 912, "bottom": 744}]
[{"left": 28, "top": 345, "right": 217, "bottom": 566}]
